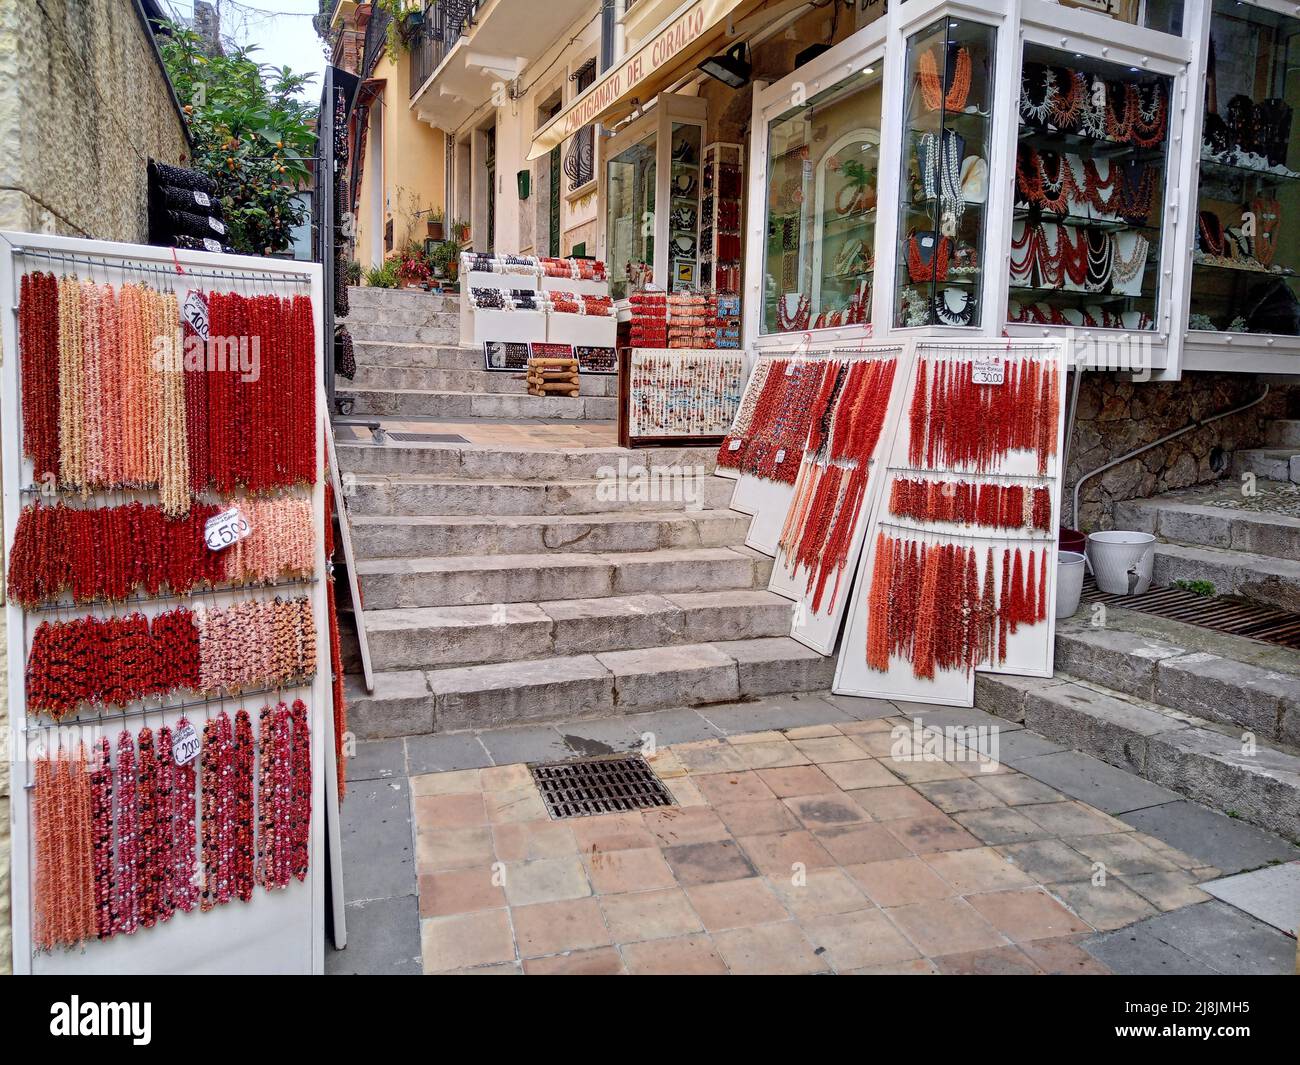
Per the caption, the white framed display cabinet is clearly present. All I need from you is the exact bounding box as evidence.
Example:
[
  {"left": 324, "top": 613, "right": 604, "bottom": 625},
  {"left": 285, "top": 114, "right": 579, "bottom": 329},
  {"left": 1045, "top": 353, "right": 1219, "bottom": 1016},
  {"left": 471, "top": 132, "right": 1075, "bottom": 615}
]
[{"left": 599, "top": 93, "right": 708, "bottom": 302}]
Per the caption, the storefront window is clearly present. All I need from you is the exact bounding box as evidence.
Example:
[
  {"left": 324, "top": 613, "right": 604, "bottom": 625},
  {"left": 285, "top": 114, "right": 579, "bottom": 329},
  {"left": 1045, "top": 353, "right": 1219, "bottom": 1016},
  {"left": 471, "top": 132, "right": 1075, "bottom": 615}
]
[
  {"left": 669, "top": 122, "right": 702, "bottom": 291},
  {"left": 1008, "top": 46, "right": 1170, "bottom": 331},
  {"left": 763, "top": 67, "right": 882, "bottom": 334},
  {"left": 607, "top": 132, "right": 656, "bottom": 300},
  {"left": 895, "top": 18, "right": 995, "bottom": 328},
  {"left": 1191, "top": 0, "right": 1300, "bottom": 336},
  {"left": 1056, "top": 0, "right": 1183, "bottom": 36}
]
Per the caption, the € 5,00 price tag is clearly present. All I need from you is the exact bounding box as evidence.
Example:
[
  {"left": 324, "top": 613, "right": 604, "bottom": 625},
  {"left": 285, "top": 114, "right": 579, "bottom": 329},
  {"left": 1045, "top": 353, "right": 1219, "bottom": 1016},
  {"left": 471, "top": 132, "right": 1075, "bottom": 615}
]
[
  {"left": 971, "top": 358, "right": 1006, "bottom": 386},
  {"left": 204, "top": 507, "right": 252, "bottom": 552}
]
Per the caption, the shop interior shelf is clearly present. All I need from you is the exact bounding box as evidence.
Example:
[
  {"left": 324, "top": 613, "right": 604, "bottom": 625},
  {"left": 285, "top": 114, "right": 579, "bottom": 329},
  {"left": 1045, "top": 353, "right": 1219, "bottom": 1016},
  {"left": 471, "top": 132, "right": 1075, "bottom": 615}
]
[
  {"left": 1011, "top": 207, "right": 1159, "bottom": 233},
  {"left": 1191, "top": 256, "right": 1298, "bottom": 278},
  {"left": 1017, "top": 124, "right": 1167, "bottom": 162},
  {"left": 1009, "top": 284, "right": 1153, "bottom": 304},
  {"left": 1199, "top": 156, "right": 1300, "bottom": 185}
]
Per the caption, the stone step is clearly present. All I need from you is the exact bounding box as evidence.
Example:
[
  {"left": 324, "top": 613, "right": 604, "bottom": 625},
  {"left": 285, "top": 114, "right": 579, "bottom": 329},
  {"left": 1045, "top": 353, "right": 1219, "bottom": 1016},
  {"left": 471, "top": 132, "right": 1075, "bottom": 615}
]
[
  {"left": 975, "top": 673, "right": 1300, "bottom": 841},
  {"left": 1115, "top": 486, "right": 1300, "bottom": 561},
  {"left": 336, "top": 442, "right": 719, "bottom": 480},
  {"left": 1049, "top": 611, "right": 1300, "bottom": 748},
  {"left": 1152, "top": 540, "right": 1300, "bottom": 613},
  {"left": 352, "top": 342, "right": 482, "bottom": 369},
  {"left": 350, "top": 508, "right": 750, "bottom": 557},
  {"left": 1265, "top": 419, "right": 1300, "bottom": 448},
  {"left": 345, "top": 473, "right": 735, "bottom": 517},
  {"left": 344, "top": 321, "right": 460, "bottom": 345},
  {"left": 355, "top": 545, "right": 774, "bottom": 609},
  {"left": 1232, "top": 447, "right": 1299, "bottom": 484},
  {"left": 347, "top": 363, "right": 617, "bottom": 396},
  {"left": 364, "top": 589, "right": 794, "bottom": 670},
  {"left": 344, "top": 637, "right": 835, "bottom": 738},
  {"left": 337, "top": 387, "right": 616, "bottom": 422},
  {"left": 341, "top": 302, "right": 459, "bottom": 327},
  {"left": 346, "top": 286, "right": 458, "bottom": 313}
]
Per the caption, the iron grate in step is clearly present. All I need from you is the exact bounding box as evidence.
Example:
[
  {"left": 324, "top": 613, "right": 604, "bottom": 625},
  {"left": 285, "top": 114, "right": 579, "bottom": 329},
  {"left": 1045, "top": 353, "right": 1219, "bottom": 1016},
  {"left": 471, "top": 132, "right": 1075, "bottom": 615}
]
[
  {"left": 385, "top": 432, "right": 471, "bottom": 444},
  {"left": 1080, "top": 577, "right": 1300, "bottom": 650},
  {"left": 530, "top": 755, "right": 675, "bottom": 820}
]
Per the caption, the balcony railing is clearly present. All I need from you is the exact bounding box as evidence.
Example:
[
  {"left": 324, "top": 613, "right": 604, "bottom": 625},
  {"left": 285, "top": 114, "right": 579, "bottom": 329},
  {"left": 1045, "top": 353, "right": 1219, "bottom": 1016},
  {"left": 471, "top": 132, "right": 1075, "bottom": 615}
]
[{"left": 409, "top": 0, "right": 485, "bottom": 98}]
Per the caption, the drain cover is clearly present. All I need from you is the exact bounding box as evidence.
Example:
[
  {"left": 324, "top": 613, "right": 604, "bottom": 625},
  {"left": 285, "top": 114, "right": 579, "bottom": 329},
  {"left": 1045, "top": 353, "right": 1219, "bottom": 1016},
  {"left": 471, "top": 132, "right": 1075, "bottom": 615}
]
[
  {"left": 530, "top": 755, "right": 675, "bottom": 819},
  {"left": 387, "top": 432, "right": 471, "bottom": 444}
]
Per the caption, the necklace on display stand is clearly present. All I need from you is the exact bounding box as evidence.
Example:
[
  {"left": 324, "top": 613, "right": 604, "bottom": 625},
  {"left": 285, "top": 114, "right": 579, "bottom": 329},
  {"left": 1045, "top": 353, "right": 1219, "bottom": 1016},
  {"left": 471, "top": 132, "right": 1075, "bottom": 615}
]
[
  {"left": 934, "top": 288, "right": 976, "bottom": 326},
  {"left": 1111, "top": 233, "right": 1150, "bottom": 290},
  {"left": 1197, "top": 210, "right": 1225, "bottom": 257},
  {"left": 1078, "top": 77, "right": 1109, "bottom": 140},
  {"left": 777, "top": 293, "right": 811, "bottom": 332},
  {"left": 919, "top": 46, "right": 973, "bottom": 111},
  {"left": 1130, "top": 83, "right": 1167, "bottom": 147},
  {"left": 1010, "top": 222, "right": 1040, "bottom": 287},
  {"left": 1085, "top": 229, "right": 1115, "bottom": 291},
  {"left": 1020, "top": 63, "right": 1053, "bottom": 125},
  {"left": 1105, "top": 81, "right": 1135, "bottom": 142},
  {"left": 1048, "top": 68, "right": 1084, "bottom": 128},
  {"left": 918, "top": 130, "right": 966, "bottom": 221},
  {"left": 908, "top": 232, "right": 951, "bottom": 282}
]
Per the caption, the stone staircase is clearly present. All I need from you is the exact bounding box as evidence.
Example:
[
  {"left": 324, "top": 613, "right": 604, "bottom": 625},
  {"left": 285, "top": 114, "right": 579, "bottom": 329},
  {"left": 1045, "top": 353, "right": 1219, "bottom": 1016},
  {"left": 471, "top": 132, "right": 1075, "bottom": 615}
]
[
  {"left": 338, "top": 287, "right": 617, "bottom": 422},
  {"left": 336, "top": 286, "right": 830, "bottom": 741}
]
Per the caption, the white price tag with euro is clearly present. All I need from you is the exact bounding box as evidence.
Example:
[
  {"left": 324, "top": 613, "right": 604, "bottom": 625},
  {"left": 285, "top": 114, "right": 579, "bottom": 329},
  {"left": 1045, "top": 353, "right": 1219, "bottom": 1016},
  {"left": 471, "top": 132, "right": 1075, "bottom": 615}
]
[
  {"left": 727, "top": 439, "right": 742, "bottom": 451},
  {"left": 972, "top": 358, "right": 1005, "bottom": 385},
  {"left": 204, "top": 507, "right": 252, "bottom": 551},
  {"left": 183, "top": 291, "right": 210, "bottom": 341},
  {"left": 172, "top": 721, "right": 201, "bottom": 766}
]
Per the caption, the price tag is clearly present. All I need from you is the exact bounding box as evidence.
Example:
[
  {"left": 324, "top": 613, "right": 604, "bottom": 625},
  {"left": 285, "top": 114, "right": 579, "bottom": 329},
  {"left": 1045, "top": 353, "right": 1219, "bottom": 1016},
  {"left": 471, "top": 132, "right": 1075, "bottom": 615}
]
[
  {"left": 207, "top": 216, "right": 226, "bottom": 235},
  {"left": 727, "top": 439, "right": 742, "bottom": 451},
  {"left": 172, "top": 721, "right": 200, "bottom": 766},
  {"left": 193, "top": 190, "right": 212, "bottom": 208},
  {"left": 775, "top": 449, "right": 787, "bottom": 464},
  {"left": 204, "top": 506, "right": 252, "bottom": 551},
  {"left": 183, "top": 291, "right": 210, "bottom": 341},
  {"left": 785, "top": 361, "right": 797, "bottom": 375},
  {"left": 972, "top": 358, "right": 1005, "bottom": 386}
]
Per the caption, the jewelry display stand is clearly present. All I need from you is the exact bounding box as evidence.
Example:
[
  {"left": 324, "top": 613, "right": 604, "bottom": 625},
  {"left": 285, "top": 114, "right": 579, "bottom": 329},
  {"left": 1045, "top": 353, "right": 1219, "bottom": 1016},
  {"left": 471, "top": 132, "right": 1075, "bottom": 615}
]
[
  {"left": 618, "top": 347, "right": 744, "bottom": 448},
  {"left": 700, "top": 142, "right": 743, "bottom": 303},
  {"left": 2, "top": 230, "right": 331, "bottom": 974}
]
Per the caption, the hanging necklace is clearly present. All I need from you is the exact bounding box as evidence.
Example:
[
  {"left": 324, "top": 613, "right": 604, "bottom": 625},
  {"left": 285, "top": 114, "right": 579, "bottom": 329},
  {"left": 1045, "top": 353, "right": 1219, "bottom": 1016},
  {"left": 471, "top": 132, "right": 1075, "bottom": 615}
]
[
  {"left": 1036, "top": 224, "right": 1065, "bottom": 288},
  {"left": 1105, "top": 81, "right": 1135, "bottom": 142},
  {"left": 1083, "top": 158, "right": 1121, "bottom": 214},
  {"left": 1129, "top": 83, "right": 1167, "bottom": 148},
  {"left": 908, "top": 233, "right": 951, "bottom": 282},
  {"left": 1059, "top": 226, "right": 1089, "bottom": 286},
  {"left": 1118, "top": 162, "right": 1155, "bottom": 223},
  {"left": 1085, "top": 229, "right": 1114, "bottom": 291},
  {"left": 1197, "top": 210, "right": 1225, "bottom": 257},
  {"left": 776, "top": 293, "right": 811, "bottom": 332},
  {"left": 1078, "top": 77, "right": 1109, "bottom": 139},
  {"left": 1019, "top": 62, "right": 1053, "bottom": 125},
  {"left": 1036, "top": 151, "right": 1073, "bottom": 214},
  {"left": 919, "top": 46, "right": 972, "bottom": 111},
  {"left": 1048, "top": 68, "right": 1084, "bottom": 128},
  {"left": 1111, "top": 233, "right": 1150, "bottom": 287}
]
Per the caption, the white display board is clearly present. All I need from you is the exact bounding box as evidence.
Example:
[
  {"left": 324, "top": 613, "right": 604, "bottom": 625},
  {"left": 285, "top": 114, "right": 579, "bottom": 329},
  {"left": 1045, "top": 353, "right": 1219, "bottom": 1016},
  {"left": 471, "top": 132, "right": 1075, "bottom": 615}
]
[{"left": 1, "top": 231, "right": 332, "bottom": 975}]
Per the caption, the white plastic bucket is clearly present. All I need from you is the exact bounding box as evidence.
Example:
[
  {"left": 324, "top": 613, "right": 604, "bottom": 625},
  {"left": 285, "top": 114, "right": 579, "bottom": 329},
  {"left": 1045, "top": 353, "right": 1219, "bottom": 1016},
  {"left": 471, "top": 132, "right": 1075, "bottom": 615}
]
[
  {"left": 1056, "top": 550, "right": 1086, "bottom": 619},
  {"left": 1086, "top": 531, "right": 1156, "bottom": 596}
]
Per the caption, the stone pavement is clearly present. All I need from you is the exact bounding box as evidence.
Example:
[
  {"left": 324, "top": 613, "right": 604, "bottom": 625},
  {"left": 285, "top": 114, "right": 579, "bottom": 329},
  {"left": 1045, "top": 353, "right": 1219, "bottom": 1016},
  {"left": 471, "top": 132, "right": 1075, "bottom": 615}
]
[{"left": 327, "top": 691, "right": 1298, "bottom": 975}]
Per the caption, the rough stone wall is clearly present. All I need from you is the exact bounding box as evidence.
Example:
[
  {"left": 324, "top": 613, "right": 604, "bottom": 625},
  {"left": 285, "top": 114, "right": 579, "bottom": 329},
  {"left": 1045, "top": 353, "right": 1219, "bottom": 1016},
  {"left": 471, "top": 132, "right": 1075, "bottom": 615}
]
[
  {"left": 1067, "top": 371, "right": 1293, "bottom": 531},
  {"left": 0, "top": 0, "right": 190, "bottom": 240}
]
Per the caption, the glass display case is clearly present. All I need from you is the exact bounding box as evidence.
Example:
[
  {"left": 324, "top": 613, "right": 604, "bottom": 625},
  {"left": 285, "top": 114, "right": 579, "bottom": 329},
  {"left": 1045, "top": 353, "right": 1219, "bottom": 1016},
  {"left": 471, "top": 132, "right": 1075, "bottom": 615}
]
[
  {"left": 668, "top": 123, "right": 703, "bottom": 291},
  {"left": 895, "top": 17, "right": 996, "bottom": 328},
  {"left": 762, "top": 67, "right": 882, "bottom": 334},
  {"left": 1007, "top": 45, "right": 1172, "bottom": 331},
  {"left": 1189, "top": 0, "right": 1300, "bottom": 337},
  {"left": 606, "top": 132, "right": 656, "bottom": 301}
]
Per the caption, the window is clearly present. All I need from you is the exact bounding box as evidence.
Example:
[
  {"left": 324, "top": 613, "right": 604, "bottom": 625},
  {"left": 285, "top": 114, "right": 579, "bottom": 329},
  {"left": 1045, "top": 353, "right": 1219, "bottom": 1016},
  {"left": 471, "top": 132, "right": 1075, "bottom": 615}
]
[
  {"left": 763, "top": 66, "right": 882, "bottom": 333},
  {"left": 1190, "top": 0, "right": 1300, "bottom": 336},
  {"left": 606, "top": 132, "right": 656, "bottom": 300}
]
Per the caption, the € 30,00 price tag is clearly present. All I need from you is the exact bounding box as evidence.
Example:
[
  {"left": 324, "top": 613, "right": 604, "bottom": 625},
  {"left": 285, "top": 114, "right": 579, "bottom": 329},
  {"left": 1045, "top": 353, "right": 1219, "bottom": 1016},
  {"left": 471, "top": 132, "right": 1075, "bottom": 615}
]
[
  {"left": 204, "top": 507, "right": 252, "bottom": 551},
  {"left": 971, "top": 358, "right": 1006, "bottom": 386}
]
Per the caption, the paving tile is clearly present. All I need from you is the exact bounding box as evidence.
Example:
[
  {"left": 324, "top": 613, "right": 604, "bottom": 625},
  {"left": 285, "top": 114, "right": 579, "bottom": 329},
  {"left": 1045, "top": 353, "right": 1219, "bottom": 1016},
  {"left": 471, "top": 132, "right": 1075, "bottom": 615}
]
[
  {"left": 974, "top": 773, "right": 1066, "bottom": 806},
  {"left": 1201, "top": 861, "right": 1300, "bottom": 935},
  {"left": 478, "top": 725, "right": 573, "bottom": 766},
  {"left": 491, "top": 820, "right": 578, "bottom": 862},
  {"left": 784, "top": 792, "right": 871, "bottom": 831},
  {"left": 1082, "top": 928, "right": 1217, "bottom": 975},
  {"left": 702, "top": 695, "right": 852, "bottom": 735},
  {"left": 841, "top": 958, "right": 940, "bottom": 975},
  {"left": 783, "top": 724, "right": 844, "bottom": 739},
  {"left": 415, "top": 825, "right": 495, "bottom": 873},
  {"left": 523, "top": 947, "right": 626, "bottom": 975},
  {"left": 1019, "top": 801, "right": 1130, "bottom": 838},
  {"left": 884, "top": 897, "right": 1007, "bottom": 957},
  {"left": 629, "top": 707, "right": 723, "bottom": 746},
  {"left": 933, "top": 945, "right": 1043, "bottom": 975},
  {"left": 438, "top": 962, "right": 522, "bottom": 975},
  {"left": 1118, "top": 801, "right": 1300, "bottom": 875},
  {"left": 686, "top": 877, "right": 789, "bottom": 931},
  {"left": 1047, "top": 880, "right": 1159, "bottom": 931},
  {"left": 584, "top": 846, "right": 677, "bottom": 894},
  {"left": 410, "top": 768, "right": 483, "bottom": 797},
  {"left": 712, "top": 921, "right": 831, "bottom": 975},
  {"left": 484, "top": 786, "right": 548, "bottom": 825},
  {"left": 981, "top": 728, "right": 1066, "bottom": 767},
  {"left": 819, "top": 759, "right": 901, "bottom": 791},
  {"left": 692, "top": 770, "right": 776, "bottom": 805},
  {"left": 1014, "top": 751, "right": 1180, "bottom": 814},
  {"left": 848, "top": 785, "right": 944, "bottom": 822},
  {"left": 1121, "top": 871, "right": 1212, "bottom": 913},
  {"left": 341, "top": 778, "right": 414, "bottom": 904},
  {"left": 512, "top": 897, "right": 611, "bottom": 958},
  {"left": 502, "top": 856, "right": 592, "bottom": 906},
  {"left": 803, "top": 909, "right": 921, "bottom": 971},
  {"left": 766, "top": 868, "right": 872, "bottom": 918},
  {"left": 599, "top": 887, "right": 703, "bottom": 942},
  {"left": 1064, "top": 832, "right": 1178, "bottom": 876},
  {"left": 952, "top": 807, "right": 1053, "bottom": 845},
  {"left": 845, "top": 857, "right": 955, "bottom": 907},
  {"left": 569, "top": 812, "right": 656, "bottom": 854},
  {"left": 673, "top": 741, "right": 749, "bottom": 775},
  {"left": 1017, "top": 934, "right": 1111, "bottom": 975},
  {"left": 965, "top": 887, "right": 1093, "bottom": 941},
  {"left": 418, "top": 867, "right": 507, "bottom": 917},
  {"left": 641, "top": 806, "right": 730, "bottom": 848},
  {"left": 921, "top": 846, "right": 1036, "bottom": 894},
  {"left": 880, "top": 758, "right": 968, "bottom": 784},
  {"left": 421, "top": 909, "right": 516, "bottom": 973},
  {"left": 620, "top": 934, "right": 728, "bottom": 975},
  {"left": 727, "top": 730, "right": 788, "bottom": 744},
  {"left": 553, "top": 717, "right": 644, "bottom": 756},
  {"left": 817, "top": 693, "right": 899, "bottom": 720},
  {"left": 326, "top": 896, "right": 421, "bottom": 975},
  {"left": 412, "top": 791, "right": 488, "bottom": 832},
  {"left": 790, "top": 735, "right": 866, "bottom": 764},
  {"left": 755, "top": 764, "right": 837, "bottom": 797},
  {"left": 995, "top": 839, "right": 1098, "bottom": 884},
  {"left": 815, "top": 823, "right": 912, "bottom": 865},
  {"left": 404, "top": 732, "right": 494, "bottom": 775},
  {"left": 732, "top": 739, "right": 810, "bottom": 770},
  {"left": 712, "top": 799, "right": 801, "bottom": 836},
  {"left": 737, "top": 830, "right": 837, "bottom": 877},
  {"left": 915, "top": 778, "right": 1007, "bottom": 814},
  {"left": 480, "top": 764, "right": 533, "bottom": 791},
  {"left": 663, "top": 839, "right": 758, "bottom": 885},
  {"left": 346, "top": 739, "right": 405, "bottom": 783},
  {"left": 664, "top": 776, "right": 707, "bottom": 806},
  {"left": 1104, "top": 901, "right": 1296, "bottom": 975},
  {"left": 883, "top": 814, "right": 981, "bottom": 854}
]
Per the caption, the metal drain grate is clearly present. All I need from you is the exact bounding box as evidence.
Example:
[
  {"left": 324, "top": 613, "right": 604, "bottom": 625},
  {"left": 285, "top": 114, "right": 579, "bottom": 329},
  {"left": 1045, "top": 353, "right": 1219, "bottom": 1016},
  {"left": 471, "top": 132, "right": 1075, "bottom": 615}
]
[
  {"left": 1080, "top": 578, "right": 1300, "bottom": 650},
  {"left": 530, "top": 755, "right": 675, "bottom": 819},
  {"left": 386, "top": 432, "right": 471, "bottom": 444}
]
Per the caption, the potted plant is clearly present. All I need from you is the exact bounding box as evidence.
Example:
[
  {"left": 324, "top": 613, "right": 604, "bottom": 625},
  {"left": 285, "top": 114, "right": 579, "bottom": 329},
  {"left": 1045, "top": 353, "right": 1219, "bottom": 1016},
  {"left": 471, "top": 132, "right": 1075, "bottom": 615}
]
[
  {"left": 452, "top": 217, "right": 471, "bottom": 243},
  {"left": 426, "top": 208, "right": 445, "bottom": 242},
  {"left": 396, "top": 242, "right": 432, "bottom": 289}
]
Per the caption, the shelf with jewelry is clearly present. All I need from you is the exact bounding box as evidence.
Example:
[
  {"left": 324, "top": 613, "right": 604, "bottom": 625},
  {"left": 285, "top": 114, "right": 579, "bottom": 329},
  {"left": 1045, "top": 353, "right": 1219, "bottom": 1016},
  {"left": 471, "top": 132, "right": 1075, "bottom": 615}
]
[
  {"left": 895, "top": 16, "right": 996, "bottom": 329},
  {"left": 1008, "top": 44, "right": 1171, "bottom": 331},
  {"left": 760, "top": 65, "right": 882, "bottom": 336},
  {"left": 1188, "top": 0, "right": 1300, "bottom": 337}
]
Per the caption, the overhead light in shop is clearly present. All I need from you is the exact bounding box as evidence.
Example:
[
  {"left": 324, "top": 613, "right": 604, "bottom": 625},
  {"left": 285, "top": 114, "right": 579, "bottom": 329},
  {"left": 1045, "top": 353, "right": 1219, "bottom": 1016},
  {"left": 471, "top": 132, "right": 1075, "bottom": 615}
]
[{"left": 698, "top": 42, "right": 752, "bottom": 89}]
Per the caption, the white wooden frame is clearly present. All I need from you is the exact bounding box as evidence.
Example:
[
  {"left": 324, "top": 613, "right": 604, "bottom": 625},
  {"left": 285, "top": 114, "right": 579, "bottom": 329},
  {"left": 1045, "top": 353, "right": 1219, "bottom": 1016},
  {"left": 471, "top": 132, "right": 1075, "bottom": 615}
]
[{"left": 1, "top": 230, "right": 332, "bottom": 974}]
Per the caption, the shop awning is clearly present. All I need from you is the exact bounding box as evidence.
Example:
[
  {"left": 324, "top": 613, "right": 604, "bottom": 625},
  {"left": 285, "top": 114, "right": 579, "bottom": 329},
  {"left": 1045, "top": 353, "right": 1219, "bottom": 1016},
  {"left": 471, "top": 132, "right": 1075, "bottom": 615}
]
[{"left": 526, "top": 0, "right": 766, "bottom": 160}]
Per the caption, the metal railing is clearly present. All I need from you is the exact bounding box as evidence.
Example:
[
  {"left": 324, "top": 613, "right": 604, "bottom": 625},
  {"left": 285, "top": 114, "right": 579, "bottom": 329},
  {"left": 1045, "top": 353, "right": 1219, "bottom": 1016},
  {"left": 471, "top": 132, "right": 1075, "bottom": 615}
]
[{"left": 409, "top": 0, "right": 484, "bottom": 98}]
